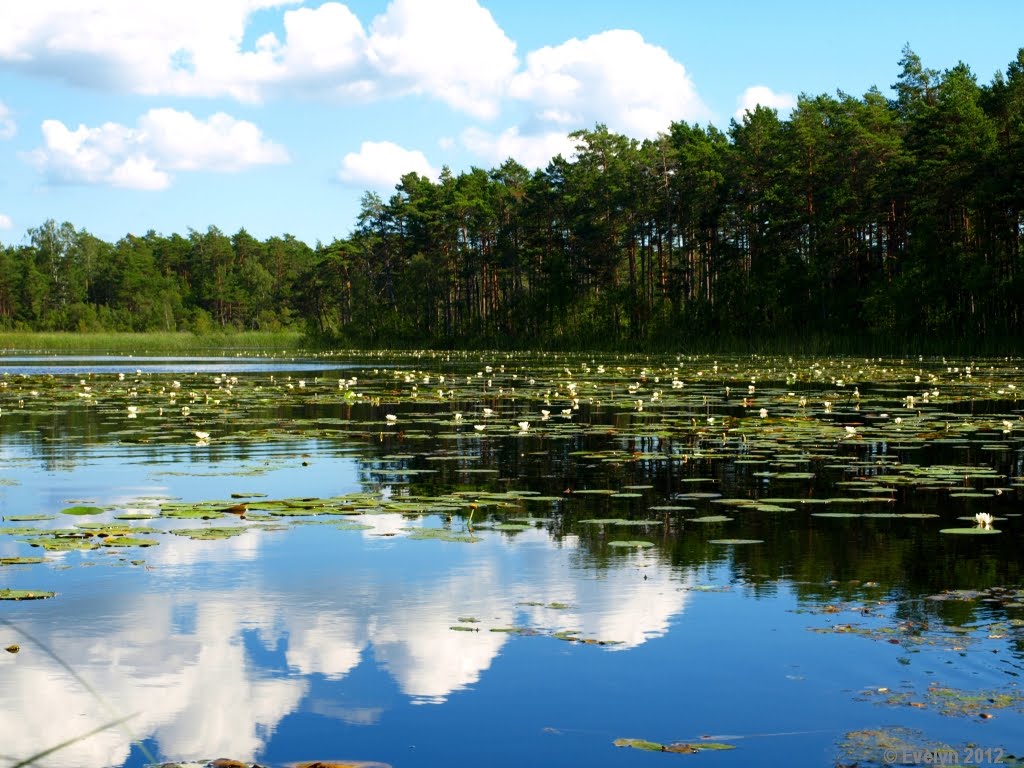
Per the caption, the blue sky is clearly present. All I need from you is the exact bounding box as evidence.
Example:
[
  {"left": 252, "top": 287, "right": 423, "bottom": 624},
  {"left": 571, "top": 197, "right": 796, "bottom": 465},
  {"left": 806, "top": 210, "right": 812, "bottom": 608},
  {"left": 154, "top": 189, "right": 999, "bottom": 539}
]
[{"left": 1, "top": 0, "right": 1022, "bottom": 247}]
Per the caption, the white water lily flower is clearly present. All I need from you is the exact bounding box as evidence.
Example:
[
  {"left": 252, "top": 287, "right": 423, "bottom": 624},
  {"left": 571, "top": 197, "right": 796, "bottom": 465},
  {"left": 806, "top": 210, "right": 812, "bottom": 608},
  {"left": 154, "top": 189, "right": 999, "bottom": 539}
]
[
  {"left": 759, "top": 408, "right": 768, "bottom": 418},
  {"left": 194, "top": 431, "right": 210, "bottom": 441},
  {"left": 518, "top": 421, "right": 530, "bottom": 432},
  {"left": 453, "top": 412, "right": 463, "bottom": 421},
  {"left": 483, "top": 408, "right": 494, "bottom": 417},
  {"left": 385, "top": 414, "right": 397, "bottom": 423},
  {"left": 474, "top": 424, "right": 486, "bottom": 432},
  {"left": 844, "top": 426, "right": 857, "bottom": 436},
  {"left": 541, "top": 409, "right": 550, "bottom": 420},
  {"left": 974, "top": 512, "right": 994, "bottom": 529}
]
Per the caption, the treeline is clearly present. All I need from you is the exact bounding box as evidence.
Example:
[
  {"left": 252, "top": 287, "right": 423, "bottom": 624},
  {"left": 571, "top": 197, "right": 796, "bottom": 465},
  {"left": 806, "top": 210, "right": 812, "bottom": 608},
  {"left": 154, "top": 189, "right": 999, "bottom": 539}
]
[{"left": 2, "top": 46, "right": 1023, "bottom": 350}]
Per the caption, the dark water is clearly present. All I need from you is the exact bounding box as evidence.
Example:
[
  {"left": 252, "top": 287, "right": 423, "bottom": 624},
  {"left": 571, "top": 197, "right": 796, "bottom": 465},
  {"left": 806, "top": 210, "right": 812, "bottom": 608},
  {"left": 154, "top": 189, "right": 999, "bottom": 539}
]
[{"left": 0, "top": 356, "right": 1022, "bottom": 768}]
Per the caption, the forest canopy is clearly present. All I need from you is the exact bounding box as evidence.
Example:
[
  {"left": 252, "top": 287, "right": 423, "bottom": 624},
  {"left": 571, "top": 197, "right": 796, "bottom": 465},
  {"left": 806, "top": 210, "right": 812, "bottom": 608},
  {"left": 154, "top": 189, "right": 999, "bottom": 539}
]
[{"left": 2, "top": 46, "right": 1022, "bottom": 351}]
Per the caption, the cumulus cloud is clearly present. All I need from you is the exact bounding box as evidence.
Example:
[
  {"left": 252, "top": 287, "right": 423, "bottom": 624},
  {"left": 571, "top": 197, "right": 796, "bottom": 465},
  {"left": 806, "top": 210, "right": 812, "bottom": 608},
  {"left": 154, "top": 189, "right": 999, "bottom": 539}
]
[
  {"left": 0, "top": 213, "right": 11, "bottom": 229},
  {"left": 510, "top": 29, "right": 710, "bottom": 139},
  {"left": 0, "top": 0, "right": 518, "bottom": 115},
  {"left": 337, "top": 140, "right": 436, "bottom": 189},
  {"left": 460, "top": 126, "right": 575, "bottom": 169},
  {"left": 0, "top": 100, "right": 15, "bottom": 138},
  {"left": 25, "top": 108, "right": 288, "bottom": 190},
  {"left": 734, "top": 85, "right": 797, "bottom": 121},
  {"left": 367, "top": 0, "right": 517, "bottom": 119}
]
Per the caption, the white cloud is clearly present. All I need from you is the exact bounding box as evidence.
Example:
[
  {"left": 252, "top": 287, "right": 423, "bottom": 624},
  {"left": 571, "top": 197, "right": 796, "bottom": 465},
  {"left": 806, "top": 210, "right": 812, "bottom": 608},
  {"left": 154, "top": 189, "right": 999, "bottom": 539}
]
[
  {"left": 367, "top": 0, "right": 518, "bottom": 119},
  {"left": 0, "top": 0, "right": 289, "bottom": 102},
  {"left": 0, "top": 100, "right": 15, "bottom": 138},
  {"left": 337, "top": 140, "right": 436, "bottom": 189},
  {"left": 25, "top": 108, "right": 288, "bottom": 190},
  {"left": 734, "top": 85, "right": 797, "bottom": 121},
  {"left": 461, "top": 126, "right": 575, "bottom": 169},
  {"left": 0, "top": 0, "right": 517, "bottom": 116},
  {"left": 510, "top": 29, "right": 710, "bottom": 138},
  {"left": 0, "top": 213, "right": 11, "bottom": 229}
]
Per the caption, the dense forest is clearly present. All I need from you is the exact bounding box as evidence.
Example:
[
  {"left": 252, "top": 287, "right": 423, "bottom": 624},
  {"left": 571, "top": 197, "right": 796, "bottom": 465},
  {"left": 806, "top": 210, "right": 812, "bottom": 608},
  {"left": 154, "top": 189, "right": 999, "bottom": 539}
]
[{"left": 1, "top": 47, "right": 1023, "bottom": 351}]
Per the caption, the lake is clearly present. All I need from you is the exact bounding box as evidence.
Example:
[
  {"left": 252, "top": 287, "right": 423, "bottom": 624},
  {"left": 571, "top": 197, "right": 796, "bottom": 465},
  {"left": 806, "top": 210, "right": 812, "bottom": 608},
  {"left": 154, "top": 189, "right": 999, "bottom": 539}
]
[{"left": 1, "top": 352, "right": 1022, "bottom": 768}]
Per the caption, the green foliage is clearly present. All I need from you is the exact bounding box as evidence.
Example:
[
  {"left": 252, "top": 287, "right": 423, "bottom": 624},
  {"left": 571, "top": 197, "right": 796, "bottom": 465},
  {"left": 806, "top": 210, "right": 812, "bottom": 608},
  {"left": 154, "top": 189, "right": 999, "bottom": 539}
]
[{"left": 2, "top": 47, "right": 1023, "bottom": 350}]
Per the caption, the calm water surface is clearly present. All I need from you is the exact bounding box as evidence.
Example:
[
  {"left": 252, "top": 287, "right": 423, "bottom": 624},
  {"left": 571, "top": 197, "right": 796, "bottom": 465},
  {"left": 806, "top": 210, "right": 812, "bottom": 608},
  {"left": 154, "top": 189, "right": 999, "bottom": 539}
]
[{"left": 0, "top": 355, "right": 1021, "bottom": 767}]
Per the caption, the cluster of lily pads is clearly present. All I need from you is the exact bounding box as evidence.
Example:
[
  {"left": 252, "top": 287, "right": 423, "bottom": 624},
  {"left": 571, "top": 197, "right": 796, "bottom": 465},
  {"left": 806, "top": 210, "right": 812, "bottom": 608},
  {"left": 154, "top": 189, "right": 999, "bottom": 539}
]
[{"left": 0, "top": 352, "right": 1021, "bottom": 594}]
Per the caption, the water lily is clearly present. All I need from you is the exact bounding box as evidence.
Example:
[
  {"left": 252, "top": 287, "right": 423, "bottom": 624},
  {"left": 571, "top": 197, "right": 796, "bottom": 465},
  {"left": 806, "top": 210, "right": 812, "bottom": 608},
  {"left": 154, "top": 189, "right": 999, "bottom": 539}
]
[
  {"left": 474, "top": 424, "right": 486, "bottom": 432},
  {"left": 541, "top": 409, "right": 550, "bottom": 420},
  {"left": 518, "top": 421, "right": 530, "bottom": 432},
  {"left": 974, "top": 512, "right": 994, "bottom": 530},
  {"left": 759, "top": 408, "right": 768, "bottom": 418},
  {"left": 194, "top": 431, "right": 210, "bottom": 442},
  {"left": 385, "top": 414, "right": 397, "bottom": 423}
]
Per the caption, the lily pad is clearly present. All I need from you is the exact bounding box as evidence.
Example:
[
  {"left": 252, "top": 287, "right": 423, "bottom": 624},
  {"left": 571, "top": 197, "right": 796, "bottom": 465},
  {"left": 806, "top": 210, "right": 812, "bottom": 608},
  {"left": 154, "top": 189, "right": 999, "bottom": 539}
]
[
  {"left": 607, "top": 540, "right": 655, "bottom": 548},
  {"left": 939, "top": 527, "right": 1001, "bottom": 535},
  {"left": 0, "top": 588, "right": 55, "bottom": 600},
  {"left": 60, "top": 506, "right": 105, "bottom": 516},
  {"left": 709, "top": 539, "right": 763, "bottom": 545},
  {"left": 613, "top": 738, "right": 735, "bottom": 753},
  {"left": 101, "top": 536, "right": 159, "bottom": 547}
]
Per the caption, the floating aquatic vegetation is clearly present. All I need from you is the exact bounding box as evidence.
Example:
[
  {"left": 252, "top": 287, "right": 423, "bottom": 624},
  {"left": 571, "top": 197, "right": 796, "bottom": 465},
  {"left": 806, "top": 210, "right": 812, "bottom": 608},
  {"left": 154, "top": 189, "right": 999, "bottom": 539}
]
[
  {"left": 858, "top": 683, "right": 1024, "bottom": 717},
  {"left": 60, "top": 505, "right": 106, "bottom": 516},
  {"left": 708, "top": 539, "right": 763, "bottom": 545},
  {"left": 405, "top": 528, "right": 480, "bottom": 543},
  {"left": 613, "top": 738, "right": 735, "bottom": 753},
  {"left": 607, "top": 540, "right": 655, "bottom": 548},
  {"left": 0, "top": 588, "right": 55, "bottom": 600},
  {"left": 939, "top": 527, "right": 1001, "bottom": 535}
]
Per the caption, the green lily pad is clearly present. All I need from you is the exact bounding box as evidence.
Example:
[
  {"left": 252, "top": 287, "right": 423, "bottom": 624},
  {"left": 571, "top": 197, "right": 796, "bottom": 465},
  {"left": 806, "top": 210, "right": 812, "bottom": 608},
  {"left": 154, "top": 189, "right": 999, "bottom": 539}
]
[
  {"left": 607, "top": 540, "right": 655, "bottom": 548},
  {"left": 939, "top": 527, "right": 1001, "bottom": 535},
  {"left": 613, "top": 738, "right": 735, "bottom": 753},
  {"left": 0, "top": 557, "right": 47, "bottom": 565},
  {"left": 170, "top": 527, "right": 247, "bottom": 540},
  {"left": 0, "top": 588, "right": 55, "bottom": 600},
  {"left": 61, "top": 506, "right": 105, "bottom": 516},
  {"left": 102, "top": 536, "right": 159, "bottom": 547},
  {"left": 26, "top": 537, "right": 98, "bottom": 551},
  {"left": 709, "top": 539, "right": 763, "bottom": 545},
  {"left": 406, "top": 528, "right": 480, "bottom": 543}
]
